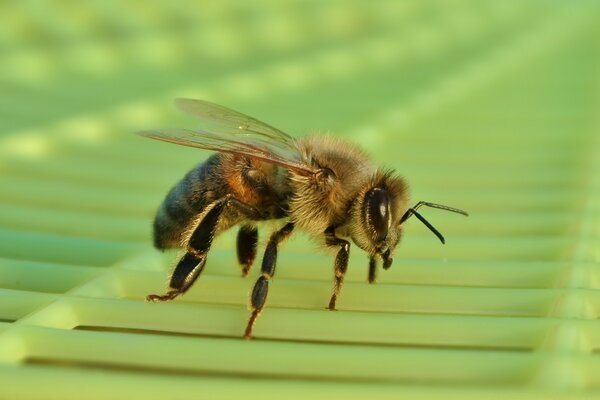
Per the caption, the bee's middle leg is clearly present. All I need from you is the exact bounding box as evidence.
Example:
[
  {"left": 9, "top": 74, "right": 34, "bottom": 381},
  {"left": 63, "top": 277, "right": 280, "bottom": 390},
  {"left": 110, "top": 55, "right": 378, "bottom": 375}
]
[
  {"left": 244, "top": 222, "right": 294, "bottom": 339},
  {"left": 325, "top": 226, "right": 350, "bottom": 311},
  {"left": 237, "top": 225, "right": 258, "bottom": 277},
  {"left": 147, "top": 195, "right": 262, "bottom": 302},
  {"left": 368, "top": 256, "right": 377, "bottom": 284}
]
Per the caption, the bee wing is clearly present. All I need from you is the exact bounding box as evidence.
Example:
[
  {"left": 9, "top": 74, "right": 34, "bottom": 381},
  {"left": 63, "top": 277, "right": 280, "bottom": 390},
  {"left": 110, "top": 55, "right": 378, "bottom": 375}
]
[
  {"left": 140, "top": 128, "right": 315, "bottom": 174},
  {"left": 175, "top": 98, "right": 297, "bottom": 147},
  {"left": 140, "top": 100, "right": 316, "bottom": 174}
]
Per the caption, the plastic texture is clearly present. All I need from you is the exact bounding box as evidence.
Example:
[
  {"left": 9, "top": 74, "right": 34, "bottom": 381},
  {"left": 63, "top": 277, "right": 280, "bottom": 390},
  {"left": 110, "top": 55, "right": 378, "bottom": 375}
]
[{"left": 1, "top": 1, "right": 600, "bottom": 399}]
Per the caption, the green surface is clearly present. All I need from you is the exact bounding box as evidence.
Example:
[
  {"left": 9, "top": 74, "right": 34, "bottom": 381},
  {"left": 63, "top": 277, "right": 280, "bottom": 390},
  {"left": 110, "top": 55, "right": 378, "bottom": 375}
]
[{"left": 1, "top": 1, "right": 600, "bottom": 399}]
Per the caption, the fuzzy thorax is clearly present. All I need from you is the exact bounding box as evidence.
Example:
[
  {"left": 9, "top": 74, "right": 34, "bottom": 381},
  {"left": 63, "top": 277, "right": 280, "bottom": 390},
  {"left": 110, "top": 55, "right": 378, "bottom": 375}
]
[{"left": 287, "top": 135, "right": 375, "bottom": 235}]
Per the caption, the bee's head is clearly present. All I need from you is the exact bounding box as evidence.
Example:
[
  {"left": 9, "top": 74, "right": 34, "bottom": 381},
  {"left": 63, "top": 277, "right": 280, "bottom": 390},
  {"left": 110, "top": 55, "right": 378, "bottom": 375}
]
[{"left": 349, "top": 171, "right": 409, "bottom": 266}]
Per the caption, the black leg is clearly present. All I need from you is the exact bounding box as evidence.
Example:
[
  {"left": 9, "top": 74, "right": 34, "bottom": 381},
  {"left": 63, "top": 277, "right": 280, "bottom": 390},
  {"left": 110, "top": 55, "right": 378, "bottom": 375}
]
[
  {"left": 325, "top": 227, "right": 350, "bottom": 311},
  {"left": 368, "top": 256, "right": 377, "bottom": 284},
  {"left": 382, "top": 249, "right": 393, "bottom": 270},
  {"left": 147, "top": 195, "right": 261, "bottom": 302},
  {"left": 366, "top": 250, "right": 392, "bottom": 285},
  {"left": 237, "top": 225, "right": 258, "bottom": 277},
  {"left": 146, "top": 253, "right": 207, "bottom": 301},
  {"left": 244, "top": 222, "right": 294, "bottom": 339}
]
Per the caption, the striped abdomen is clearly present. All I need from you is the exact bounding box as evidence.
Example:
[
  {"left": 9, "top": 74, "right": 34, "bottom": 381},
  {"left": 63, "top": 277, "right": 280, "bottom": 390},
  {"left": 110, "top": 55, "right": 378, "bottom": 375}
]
[{"left": 153, "top": 154, "right": 226, "bottom": 249}]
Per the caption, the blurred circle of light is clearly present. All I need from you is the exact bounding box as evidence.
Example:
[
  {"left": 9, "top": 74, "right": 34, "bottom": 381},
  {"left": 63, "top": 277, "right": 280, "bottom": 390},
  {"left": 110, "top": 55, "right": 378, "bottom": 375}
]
[
  {"left": 113, "top": 102, "right": 166, "bottom": 128},
  {"left": 3, "top": 133, "right": 52, "bottom": 158},
  {"left": 58, "top": 117, "right": 109, "bottom": 144},
  {"left": 268, "top": 62, "right": 314, "bottom": 91},
  {"left": 316, "top": 50, "right": 360, "bottom": 78},
  {"left": 256, "top": 17, "right": 304, "bottom": 49},
  {"left": 69, "top": 44, "right": 118, "bottom": 75},
  {"left": 382, "top": 110, "right": 412, "bottom": 131},
  {"left": 202, "top": 28, "right": 242, "bottom": 60},
  {"left": 350, "top": 126, "right": 385, "bottom": 151},
  {"left": 219, "top": 72, "right": 268, "bottom": 100},
  {"left": 406, "top": 26, "right": 443, "bottom": 59},
  {"left": 362, "top": 38, "right": 405, "bottom": 67},
  {"left": 7, "top": 52, "right": 54, "bottom": 83},
  {"left": 135, "top": 36, "right": 182, "bottom": 68}
]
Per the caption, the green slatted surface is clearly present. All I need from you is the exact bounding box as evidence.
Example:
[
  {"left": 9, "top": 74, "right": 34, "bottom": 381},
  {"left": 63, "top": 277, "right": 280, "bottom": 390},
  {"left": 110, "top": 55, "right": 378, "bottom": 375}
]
[{"left": 1, "top": 1, "right": 600, "bottom": 399}]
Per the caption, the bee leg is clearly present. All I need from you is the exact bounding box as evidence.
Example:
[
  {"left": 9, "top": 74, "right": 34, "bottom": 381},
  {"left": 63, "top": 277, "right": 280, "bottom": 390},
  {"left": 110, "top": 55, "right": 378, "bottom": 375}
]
[
  {"left": 382, "top": 249, "right": 393, "bottom": 270},
  {"left": 146, "top": 253, "right": 207, "bottom": 301},
  {"left": 237, "top": 225, "right": 258, "bottom": 277},
  {"left": 368, "top": 256, "right": 377, "bottom": 284},
  {"left": 325, "top": 227, "right": 350, "bottom": 311},
  {"left": 148, "top": 196, "right": 265, "bottom": 302},
  {"left": 244, "top": 222, "right": 294, "bottom": 339},
  {"left": 147, "top": 197, "right": 230, "bottom": 302}
]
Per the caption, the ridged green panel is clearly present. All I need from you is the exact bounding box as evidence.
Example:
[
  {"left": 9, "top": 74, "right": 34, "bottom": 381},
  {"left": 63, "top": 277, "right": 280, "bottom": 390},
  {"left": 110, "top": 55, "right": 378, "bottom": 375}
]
[{"left": 1, "top": 1, "right": 599, "bottom": 399}]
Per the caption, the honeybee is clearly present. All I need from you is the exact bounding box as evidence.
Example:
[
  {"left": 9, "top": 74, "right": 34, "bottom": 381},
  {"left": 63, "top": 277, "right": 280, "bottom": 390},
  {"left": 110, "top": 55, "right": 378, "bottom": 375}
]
[{"left": 141, "top": 99, "right": 468, "bottom": 339}]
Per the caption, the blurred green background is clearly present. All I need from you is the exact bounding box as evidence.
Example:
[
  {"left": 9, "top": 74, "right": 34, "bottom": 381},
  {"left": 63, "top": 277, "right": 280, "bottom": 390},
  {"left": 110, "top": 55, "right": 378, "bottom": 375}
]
[{"left": 1, "top": 1, "right": 600, "bottom": 399}]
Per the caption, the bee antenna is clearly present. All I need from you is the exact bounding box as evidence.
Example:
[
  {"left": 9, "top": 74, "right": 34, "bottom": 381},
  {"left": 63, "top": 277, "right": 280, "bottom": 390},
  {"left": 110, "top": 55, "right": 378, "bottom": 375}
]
[
  {"left": 399, "top": 201, "right": 468, "bottom": 244},
  {"left": 409, "top": 210, "right": 446, "bottom": 244}
]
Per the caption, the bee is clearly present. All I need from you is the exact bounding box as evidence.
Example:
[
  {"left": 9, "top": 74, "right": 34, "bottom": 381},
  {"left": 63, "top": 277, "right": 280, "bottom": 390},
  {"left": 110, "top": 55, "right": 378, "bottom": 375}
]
[{"left": 140, "top": 99, "right": 468, "bottom": 339}]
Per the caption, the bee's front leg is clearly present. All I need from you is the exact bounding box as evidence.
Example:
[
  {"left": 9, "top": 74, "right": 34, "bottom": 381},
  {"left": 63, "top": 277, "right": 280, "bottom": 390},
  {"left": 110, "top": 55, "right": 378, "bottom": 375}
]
[{"left": 324, "top": 226, "right": 350, "bottom": 311}]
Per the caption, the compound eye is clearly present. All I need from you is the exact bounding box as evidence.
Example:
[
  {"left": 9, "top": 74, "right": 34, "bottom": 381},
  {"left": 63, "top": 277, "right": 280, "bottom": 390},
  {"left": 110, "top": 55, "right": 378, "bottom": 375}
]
[{"left": 364, "top": 188, "right": 391, "bottom": 243}]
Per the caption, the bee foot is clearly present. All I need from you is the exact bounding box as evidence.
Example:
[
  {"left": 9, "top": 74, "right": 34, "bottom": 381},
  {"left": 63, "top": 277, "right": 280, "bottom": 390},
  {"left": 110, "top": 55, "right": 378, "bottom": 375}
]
[
  {"left": 327, "top": 301, "right": 338, "bottom": 311},
  {"left": 146, "top": 291, "right": 178, "bottom": 302}
]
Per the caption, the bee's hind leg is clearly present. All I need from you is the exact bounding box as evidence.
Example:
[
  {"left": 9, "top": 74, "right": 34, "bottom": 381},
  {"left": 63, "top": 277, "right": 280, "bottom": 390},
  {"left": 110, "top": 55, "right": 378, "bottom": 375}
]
[
  {"left": 237, "top": 225, "right": 258, "bottom": 277},
  {"left": 147, "top": 195, "right": 262, "bottom": 302},
  {"left": 146, "top": 253, "right": 207, "bottom": 301}
]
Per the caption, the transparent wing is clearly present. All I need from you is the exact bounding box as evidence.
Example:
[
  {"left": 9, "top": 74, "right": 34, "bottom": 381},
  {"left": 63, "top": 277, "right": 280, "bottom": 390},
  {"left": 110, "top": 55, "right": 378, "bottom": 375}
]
[
  {"left": 139, "top": 126, "right": 315, "bottom": 174},
  {"left": 140, "top": 99, "right": 315, "bottom": 174},
  {"left": 175, "top": 98, "right": 296, "bottom": 147}
]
